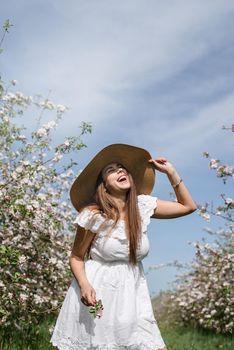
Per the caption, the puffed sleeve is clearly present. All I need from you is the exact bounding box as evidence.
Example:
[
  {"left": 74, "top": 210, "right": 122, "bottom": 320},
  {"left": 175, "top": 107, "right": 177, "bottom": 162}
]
[
  {"left": 73, "top": 208, "right": 105, "bottom": 234},
  {"left": 137, "top": 194, "right": 158, "bottom": 232}
]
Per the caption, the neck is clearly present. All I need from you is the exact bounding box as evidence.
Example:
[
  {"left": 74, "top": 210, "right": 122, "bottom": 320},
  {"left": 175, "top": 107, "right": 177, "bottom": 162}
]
[{"left": 109, "top": 192, "right": 127, "bottom": 216}]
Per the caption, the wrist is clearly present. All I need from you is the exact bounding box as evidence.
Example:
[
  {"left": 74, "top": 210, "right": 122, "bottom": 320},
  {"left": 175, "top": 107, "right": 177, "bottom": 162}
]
[
  {"left": 79, "top": 278, "right": 90, "bottom": 289},
  {"left": 166, "top": 168, "right": 177, "bottom": 177},
  {"left": 167, "top": 170, "right": 182, "bottom": 187},
  {"left": 170, "top": 178, "right": 183, "bottom": 188}
]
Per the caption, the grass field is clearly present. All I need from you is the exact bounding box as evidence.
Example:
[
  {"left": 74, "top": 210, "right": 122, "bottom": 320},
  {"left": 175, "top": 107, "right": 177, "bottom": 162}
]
[
  {"left": 0, "top": 318, "right": 233, "bottom": 350},
  {"left": 159, "top": 322, "right": 233, "bottom": 350},
  {"left": 1, "top": 294, "right": 233, "bottom": 350}
]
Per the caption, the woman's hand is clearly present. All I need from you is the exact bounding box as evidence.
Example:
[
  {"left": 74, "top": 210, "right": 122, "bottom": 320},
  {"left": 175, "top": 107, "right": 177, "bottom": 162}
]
[
  {"left": 80, "top": 281, "right": 97, "bottom": 306},
  {"left": 149, "top": 157, "right": 175, "bottom": 175}
]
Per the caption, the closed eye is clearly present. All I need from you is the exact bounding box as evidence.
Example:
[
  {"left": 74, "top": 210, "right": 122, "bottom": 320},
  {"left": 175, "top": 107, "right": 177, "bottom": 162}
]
[
  {"left": 105, "top": 166, "right": 115, "bottom": 174},
  {"left": 103, "top": 164, "right": 127, "bottom": 176}
]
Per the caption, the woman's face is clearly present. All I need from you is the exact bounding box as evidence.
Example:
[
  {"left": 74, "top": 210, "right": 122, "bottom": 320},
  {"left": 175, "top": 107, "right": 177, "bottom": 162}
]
[{"left": 101, "top": 163, "right": 131, "bottom": 195}]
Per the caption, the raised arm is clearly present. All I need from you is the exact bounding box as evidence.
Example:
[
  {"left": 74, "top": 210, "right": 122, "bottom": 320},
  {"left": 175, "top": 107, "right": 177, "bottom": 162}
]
[{"left": 149, "top": 157, "right": 197, "bottom": 219}]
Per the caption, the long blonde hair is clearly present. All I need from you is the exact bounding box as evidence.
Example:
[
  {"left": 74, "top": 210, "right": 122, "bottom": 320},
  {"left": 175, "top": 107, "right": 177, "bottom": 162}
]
[{"left": 95, "top": 172, "right": 142, "bottom": 264}]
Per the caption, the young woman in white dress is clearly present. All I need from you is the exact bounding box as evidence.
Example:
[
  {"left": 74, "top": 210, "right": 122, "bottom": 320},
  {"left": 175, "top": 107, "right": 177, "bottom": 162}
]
[{"left": 51, "top": 144, "right": 197, "bottom": 350}]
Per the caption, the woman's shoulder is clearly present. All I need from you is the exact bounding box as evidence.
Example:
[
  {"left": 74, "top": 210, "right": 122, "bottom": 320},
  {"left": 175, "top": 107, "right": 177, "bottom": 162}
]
[
  {"left": 74, "top": 203, "right": 106, "bottom": 233},
  {"left": 137, "top": 194, "right": 158, "bottom": 231},
  {"left": 137, "top": 194, "right": 158, "bottom": 206},
  {"left": 80, "top": 203, "right": 101, "bottom": 214}
]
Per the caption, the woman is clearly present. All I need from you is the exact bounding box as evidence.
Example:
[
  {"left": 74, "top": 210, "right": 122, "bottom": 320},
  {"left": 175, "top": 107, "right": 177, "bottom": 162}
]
[{"left": 51, "top": 143, "right": 197, "bottom": 350}]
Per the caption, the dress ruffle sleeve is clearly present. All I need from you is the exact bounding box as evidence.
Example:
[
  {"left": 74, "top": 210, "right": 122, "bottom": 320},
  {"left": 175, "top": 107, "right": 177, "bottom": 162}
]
[
  {"left": 73, "top": 208, "right": 105, "bottom": 234},
  {"left": 137, "top": 194, "right": 158, "bottom": 232}
]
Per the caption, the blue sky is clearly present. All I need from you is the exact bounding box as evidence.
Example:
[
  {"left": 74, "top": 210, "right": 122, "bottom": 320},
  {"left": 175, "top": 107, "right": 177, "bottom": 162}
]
[{"left": 1, "top": 0, "right": 234, "bottom": 296}]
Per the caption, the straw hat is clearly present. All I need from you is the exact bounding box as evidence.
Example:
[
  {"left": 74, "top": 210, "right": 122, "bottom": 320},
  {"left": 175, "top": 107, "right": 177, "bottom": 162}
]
[{"left": 70, "top": 143, "right": 155, "bottom": 211}]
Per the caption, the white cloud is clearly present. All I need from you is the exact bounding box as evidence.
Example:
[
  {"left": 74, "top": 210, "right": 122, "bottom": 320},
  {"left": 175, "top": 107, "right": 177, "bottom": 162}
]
[
  {"left": 1, "top": 0, "right": 234, "bottom": 159},
  {"left": 2, "top": 0, "right": 234, "bottom": 122}
]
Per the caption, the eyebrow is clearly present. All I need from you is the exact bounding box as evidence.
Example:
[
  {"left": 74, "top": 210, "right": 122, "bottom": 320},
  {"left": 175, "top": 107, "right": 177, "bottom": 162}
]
[
  {"left": 104, "top": 165, "right": 113, "bottom": 172},
  {"left": 103, "top": 163, "right": 123, "bottom": 175},
  {"left": 103, "top": 165, "right": 114, "bottom": 175}
]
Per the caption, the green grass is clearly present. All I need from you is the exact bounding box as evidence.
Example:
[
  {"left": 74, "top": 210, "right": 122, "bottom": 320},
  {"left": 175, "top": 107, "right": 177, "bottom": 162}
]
[
  {"left": 0, "top": 317, "right": 54, "bottom": 350},
  {"left": 159, "top": 322, "right": 233, "bottom": 350},
  {"left": 0, "top": 316, "right": 233, "bottom": 350}
]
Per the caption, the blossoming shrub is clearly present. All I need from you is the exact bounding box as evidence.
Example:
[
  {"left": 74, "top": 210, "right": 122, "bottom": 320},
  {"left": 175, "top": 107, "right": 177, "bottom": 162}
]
[
  {"left": 0, "top": 80, "right": 92, "bottom": 332},
  {"left": 170, "top": 150, "right": 234, "bottom": 334}
]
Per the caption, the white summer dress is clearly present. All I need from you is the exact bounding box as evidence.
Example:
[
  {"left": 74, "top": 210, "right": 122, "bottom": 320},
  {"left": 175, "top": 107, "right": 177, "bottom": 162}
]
[{"left": 50, "top": 194, "right": 166, "bottom": 350}]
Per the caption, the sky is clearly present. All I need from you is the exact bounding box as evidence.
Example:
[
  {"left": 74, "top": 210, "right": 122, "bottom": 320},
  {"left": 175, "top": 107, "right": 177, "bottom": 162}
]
[{"left": 1, "top": 0, "right": 234, "bottom": 296}]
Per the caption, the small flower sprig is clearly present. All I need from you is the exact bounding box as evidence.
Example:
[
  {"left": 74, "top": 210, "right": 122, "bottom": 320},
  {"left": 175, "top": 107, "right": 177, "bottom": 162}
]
[{"left": 89, "top": 299, "right": 104, "bottom": 319}]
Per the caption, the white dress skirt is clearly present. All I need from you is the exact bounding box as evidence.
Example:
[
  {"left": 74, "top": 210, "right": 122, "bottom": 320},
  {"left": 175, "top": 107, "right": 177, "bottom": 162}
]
[{"left": 50, "top": 194, "right": 166, "bottom": 350}]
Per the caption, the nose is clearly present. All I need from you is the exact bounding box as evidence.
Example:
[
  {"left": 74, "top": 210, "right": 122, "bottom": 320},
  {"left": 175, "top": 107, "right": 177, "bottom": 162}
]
[{"left": 117, "top": 167, "right": 124, "bottom": 173}]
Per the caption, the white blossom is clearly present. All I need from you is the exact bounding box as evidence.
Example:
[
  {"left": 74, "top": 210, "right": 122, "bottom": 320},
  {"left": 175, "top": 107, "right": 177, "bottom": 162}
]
[
  {"left": 20, "top": 293, "right": 28, "bottom": 303},
  {"left": 36, "top": 127, "right": 47, "bottom": 137},
  {"left": 45, "top": 120, "right": 57, "bottom": 130},
  {"left": 57, "top": 104, "right": 67, "bottom": 113},
  {"left": 209, "top": 159, "right": 220, "bottom": 169},
  {"left": 225, "top": 197, "right": 234, "bottom": 205},
  {"left": 52, "top": 153, "right": 63, "bottom": 162},
  {"left": 19, "top": 255, "right": 27, "bottom": 265},
  {"left": 64, "top": 140, "right": 70, "bottom": 147},
  {"left": 8, "top": 293, "right": 13, "bottom": 299},
  {"left": 15, "top": 166, "right": 24, "bottom": 174},
  {"left": 11, "top": 79, "right": 18, "bottom": 86},
  {"left": 34, "top": 295, "right": 43, "bottom": 304},
  {"left": 40, "top": 100, "right": 56, "bottom": 110}
]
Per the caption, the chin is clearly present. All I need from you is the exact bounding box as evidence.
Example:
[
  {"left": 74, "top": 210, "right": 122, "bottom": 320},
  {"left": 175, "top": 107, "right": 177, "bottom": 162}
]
[{"left": 120, "top": 185, "right": 131, "bottom": 191}]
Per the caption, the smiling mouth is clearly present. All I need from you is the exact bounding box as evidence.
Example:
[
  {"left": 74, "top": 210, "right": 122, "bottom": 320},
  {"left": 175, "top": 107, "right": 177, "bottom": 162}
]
[{"left": 117, "top": 175, "right": 127, "bottom": 182}]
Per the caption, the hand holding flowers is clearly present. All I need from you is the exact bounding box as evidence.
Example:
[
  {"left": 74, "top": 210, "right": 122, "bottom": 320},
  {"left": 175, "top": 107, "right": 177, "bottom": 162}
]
[{"left": 89, "top": 300, "right": 104, "bottom": 319}]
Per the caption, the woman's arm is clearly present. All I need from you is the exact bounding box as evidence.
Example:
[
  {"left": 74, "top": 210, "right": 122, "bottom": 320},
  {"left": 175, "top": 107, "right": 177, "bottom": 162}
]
[
  {"left": 69, "top": 225, "right": 96, "bottom": 306},
  {"left": 149, "top": 158, "right": 197, "bottom": 219}
]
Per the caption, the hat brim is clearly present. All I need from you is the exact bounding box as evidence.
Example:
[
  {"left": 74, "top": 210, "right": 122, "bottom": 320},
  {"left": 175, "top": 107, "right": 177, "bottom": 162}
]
[{"left": 70, "top": 144, "right": 156, "bottom": 211}]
